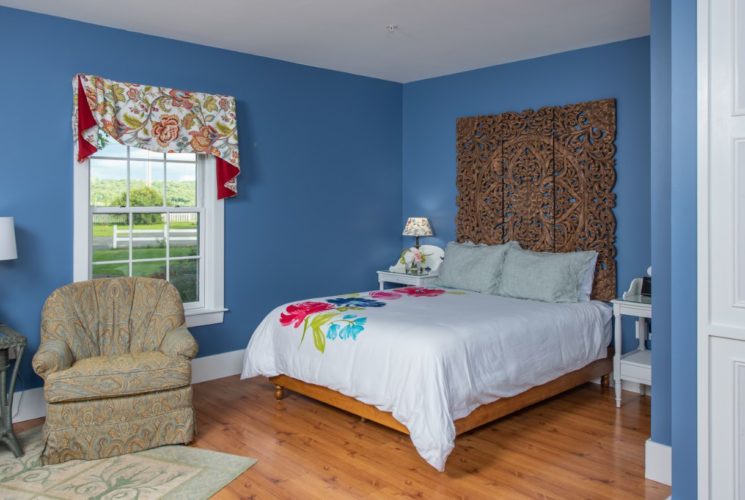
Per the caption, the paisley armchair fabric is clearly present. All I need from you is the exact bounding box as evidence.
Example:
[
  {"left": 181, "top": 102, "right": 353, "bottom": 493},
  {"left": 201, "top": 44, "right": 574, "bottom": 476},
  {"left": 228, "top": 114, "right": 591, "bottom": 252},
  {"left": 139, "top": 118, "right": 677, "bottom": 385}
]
[
  {"left": 33, "top": 277, "right": 198, "bottom": 464},
  {"left": 32, "top": 339, "right": 73, "bottom": 379}
]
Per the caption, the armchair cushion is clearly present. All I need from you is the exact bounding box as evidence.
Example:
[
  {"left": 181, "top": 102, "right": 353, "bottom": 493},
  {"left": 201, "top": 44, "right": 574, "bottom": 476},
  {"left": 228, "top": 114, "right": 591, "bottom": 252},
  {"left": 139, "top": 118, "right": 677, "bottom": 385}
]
[
  {"left": 159, "top": 327, "right": 198, "bottom": 359},
  {"left": 32, "top": 339, "right": 73, "bottom": 379},
  {"left": 44, "top": 351, "right": 191, "bottom": 403}
]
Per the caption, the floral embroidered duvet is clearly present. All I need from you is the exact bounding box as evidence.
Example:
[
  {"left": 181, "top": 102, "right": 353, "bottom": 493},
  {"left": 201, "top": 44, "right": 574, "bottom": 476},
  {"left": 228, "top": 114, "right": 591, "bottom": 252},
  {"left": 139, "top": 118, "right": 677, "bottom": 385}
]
[{"left": 242, "top": 288, "right": 611, "bottom": 471}]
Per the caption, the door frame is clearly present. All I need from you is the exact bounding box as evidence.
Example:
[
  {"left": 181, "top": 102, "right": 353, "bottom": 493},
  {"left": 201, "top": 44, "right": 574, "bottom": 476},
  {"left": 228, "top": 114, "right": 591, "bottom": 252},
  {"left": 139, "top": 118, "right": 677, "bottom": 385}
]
[{"left": 697, "top": 0, "right": 710, "bottom": 497}]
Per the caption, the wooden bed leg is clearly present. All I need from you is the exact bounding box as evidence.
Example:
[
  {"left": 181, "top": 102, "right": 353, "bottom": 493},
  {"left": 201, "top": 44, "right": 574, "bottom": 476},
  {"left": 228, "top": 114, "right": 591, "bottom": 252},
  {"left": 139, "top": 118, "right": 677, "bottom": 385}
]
[
  {"left": 601, "top": 374, "right": 610, "bottom": 388},
  {"left": 274, "top": 385, "right": 285, "bottom": 400}
]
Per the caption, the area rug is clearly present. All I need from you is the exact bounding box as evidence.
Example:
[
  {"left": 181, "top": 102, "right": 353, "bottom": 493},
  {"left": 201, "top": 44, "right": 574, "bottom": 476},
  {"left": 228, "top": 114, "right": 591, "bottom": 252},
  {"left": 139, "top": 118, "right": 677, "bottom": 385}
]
[{"left": 0, "top": 426, "right": 256, "bottom": 499}]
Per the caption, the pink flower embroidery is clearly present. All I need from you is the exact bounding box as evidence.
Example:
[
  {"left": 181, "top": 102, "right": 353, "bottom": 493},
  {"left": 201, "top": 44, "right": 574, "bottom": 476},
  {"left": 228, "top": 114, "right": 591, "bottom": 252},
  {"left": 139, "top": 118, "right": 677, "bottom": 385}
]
[
  {"left": 369, "top": 290, "right": 402, "bottom": 300},
  {"left": 189, "top": 125, "right": 217, "bottom": 153},
  {"left": 152, "top": 115, "right": 180, "bottom": 147},
  {"left": 396, "top": 287, "right": 445, "bottom": 297},
  {"left": 169, "top": 89, "right": 194, "bottom": 109},
  {"left": 279, "top": 301, "right": 335, "bottom": 328}
]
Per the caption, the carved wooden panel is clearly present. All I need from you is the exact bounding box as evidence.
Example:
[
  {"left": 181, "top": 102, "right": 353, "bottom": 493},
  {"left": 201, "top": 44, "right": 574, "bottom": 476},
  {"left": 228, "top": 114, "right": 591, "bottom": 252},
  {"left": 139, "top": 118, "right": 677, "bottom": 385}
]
[
  {"left": 455, "top": 98, "right": 617, "bottom": 301},
  {"left": 502, "top": 107, "right": 555, "bottom": 252},
  {"left": 554, "top": 99, "right": 617, "bottom": 300},
  {"left": 455, "top": 115, "right": 504, "bottom": 243}
]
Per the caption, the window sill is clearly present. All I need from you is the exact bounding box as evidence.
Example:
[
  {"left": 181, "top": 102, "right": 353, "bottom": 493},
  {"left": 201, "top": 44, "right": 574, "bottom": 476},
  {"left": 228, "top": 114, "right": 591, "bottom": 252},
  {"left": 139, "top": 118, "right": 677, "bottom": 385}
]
[{"left": 185, "top": 307, "right": 227, "bottom": 328}]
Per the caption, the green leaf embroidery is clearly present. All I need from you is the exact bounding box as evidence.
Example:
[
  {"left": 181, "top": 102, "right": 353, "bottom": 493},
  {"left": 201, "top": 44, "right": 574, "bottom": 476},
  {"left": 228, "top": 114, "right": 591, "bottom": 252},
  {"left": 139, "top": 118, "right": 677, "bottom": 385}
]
[
  {"left": 122, "top": 114, "right": 143, "bottom": 129},
  {"left": 182, "top": 113, "right": 196, "bottom": 130},
  {"left": 308, "top": 312, "right": 339, "bottom": 353},
  {"left": 299, "top": 316, "right": 310, "bottom": 347},
  {"left": 312, "top": 325, "right": 325, "bottom": 353},
  {"left": 215, "top": 121, "right": 233, "bottom": 135},
  {"left": 110, "top": 85, "right": 126, "bottom": 103},
  {"left": 203, "top": 95, "right": 218, "bottom": 112}
]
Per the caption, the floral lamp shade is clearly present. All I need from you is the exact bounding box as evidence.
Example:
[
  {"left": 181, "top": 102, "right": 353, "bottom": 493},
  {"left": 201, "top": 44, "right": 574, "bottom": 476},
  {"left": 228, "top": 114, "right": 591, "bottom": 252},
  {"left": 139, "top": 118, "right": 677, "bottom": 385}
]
[
  {"left": 402, "top": 217, "right": 433, "bottom": 248},
  {"left": 0, "top": 217, "right": 17, "bottom": 261}
]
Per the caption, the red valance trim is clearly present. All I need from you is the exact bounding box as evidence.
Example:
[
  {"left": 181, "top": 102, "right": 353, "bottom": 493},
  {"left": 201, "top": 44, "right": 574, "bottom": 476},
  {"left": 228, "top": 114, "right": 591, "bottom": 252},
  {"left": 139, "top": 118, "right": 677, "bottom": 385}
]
[
  {"left": 216, "top": 157, "right": 240, "bottom": 200},
  {"left": 76, "top": 76, "right": 98, "bottom": 162}
]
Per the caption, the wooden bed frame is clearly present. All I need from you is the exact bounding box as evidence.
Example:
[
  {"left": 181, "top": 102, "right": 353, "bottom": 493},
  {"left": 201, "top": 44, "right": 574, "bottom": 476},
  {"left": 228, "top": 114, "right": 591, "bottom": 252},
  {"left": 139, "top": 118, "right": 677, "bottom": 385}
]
[
  {"left": 271, "top": 351, "right": 612, "bottom": 435},
  {"left": 267, "top": 98, "right": 617, "bottom": 444}
]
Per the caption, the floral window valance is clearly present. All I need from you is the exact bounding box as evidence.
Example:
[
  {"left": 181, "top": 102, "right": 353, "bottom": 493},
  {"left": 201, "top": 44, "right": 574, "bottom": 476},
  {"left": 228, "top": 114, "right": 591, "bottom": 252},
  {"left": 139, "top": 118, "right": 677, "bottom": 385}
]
[{"left": 73, "top": 74, "right": 240, "bottom": 199}]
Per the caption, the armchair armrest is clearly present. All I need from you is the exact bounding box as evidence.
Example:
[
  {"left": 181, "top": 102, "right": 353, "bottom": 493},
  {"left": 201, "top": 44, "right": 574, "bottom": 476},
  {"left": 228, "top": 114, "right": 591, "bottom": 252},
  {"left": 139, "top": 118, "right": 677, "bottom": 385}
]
[
  {"left": 159, "top": 327, "right": 198, "bottom": 360},
  {"left": 32, "top": 339, "right": 73, "bottom": 379}
]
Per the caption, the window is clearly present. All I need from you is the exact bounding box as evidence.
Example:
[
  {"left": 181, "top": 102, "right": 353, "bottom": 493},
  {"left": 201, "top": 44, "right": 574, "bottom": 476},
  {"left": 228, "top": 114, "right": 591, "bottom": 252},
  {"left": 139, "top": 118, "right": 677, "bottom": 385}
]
[{"left": 74, "top": 139, "right": 225, "bottom": 327}]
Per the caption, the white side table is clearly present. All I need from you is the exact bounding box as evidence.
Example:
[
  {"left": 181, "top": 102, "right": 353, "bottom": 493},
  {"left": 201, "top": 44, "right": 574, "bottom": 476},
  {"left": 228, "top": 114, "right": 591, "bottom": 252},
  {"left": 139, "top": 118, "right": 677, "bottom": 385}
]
[
  {"left": 611, "top": 295, "right": 652, "bottom": 407},
  {"left": 377, "top": 271, "right": 438, "bottom": 290}
]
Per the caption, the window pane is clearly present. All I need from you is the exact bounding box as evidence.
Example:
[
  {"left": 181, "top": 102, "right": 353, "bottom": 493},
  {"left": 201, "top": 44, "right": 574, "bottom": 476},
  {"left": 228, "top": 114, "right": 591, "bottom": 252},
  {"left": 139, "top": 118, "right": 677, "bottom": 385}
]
[
  {"left": 133, "top": 260, "right": 167, "bottom": 280},
  {"left": 167, "top": 162, "right": 196, "bottom": 207},
  {"left": 166, "top": 152, "right": 196, "bottom": 161},
  {"left": 131, "top": 213, "right": 167, "bottom": 260},
  {"left": 129, "top": 161, "right": 164, "bottom": 207},
  {"left": 130, "top": 160, "right": 165, "bottom": 203},
  {"left": 93, "top": 262, "right": 129, "bottom": 279},
  {"left": 90, "top": 159, "right": 127, "bottom": 207},
  {"left": 92, "top": 213, "right": 129, "bottom": 262},
  {"left": 130, "top": 148, "right": 163, "bottom": 161},
  {"left": 169, "top": 213, "right": 199, "bottom": 258},
  {"left": 170, "top": 259, "right": 198, "bottom": 303},
  {"left": 92, "top": 140, "right": 127, "bottom": 158}
]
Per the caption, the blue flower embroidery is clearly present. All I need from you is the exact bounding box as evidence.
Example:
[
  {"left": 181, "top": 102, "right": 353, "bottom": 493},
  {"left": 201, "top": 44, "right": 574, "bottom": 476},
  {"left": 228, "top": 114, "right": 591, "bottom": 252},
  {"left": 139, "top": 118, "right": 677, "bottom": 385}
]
[
  {"left": 326, "top": 297, "right": 386, "bottom": 308},
  {"left": 326, "top": 315, "right": 367, "bottom": 341}
]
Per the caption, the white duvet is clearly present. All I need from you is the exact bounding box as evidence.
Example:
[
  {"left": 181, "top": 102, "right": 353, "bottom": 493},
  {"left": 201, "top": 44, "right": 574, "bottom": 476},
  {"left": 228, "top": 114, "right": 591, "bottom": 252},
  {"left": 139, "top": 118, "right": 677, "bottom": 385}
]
[{"left": 241, "top": 286, "right": 611, "bottom": 471}]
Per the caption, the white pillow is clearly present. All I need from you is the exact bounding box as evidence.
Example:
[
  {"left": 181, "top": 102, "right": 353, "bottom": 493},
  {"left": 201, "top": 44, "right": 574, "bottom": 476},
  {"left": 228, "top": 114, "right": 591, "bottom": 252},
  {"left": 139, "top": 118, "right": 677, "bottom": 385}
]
[{"left": 578, "top": 252, "right": 599, "bottom": 301}]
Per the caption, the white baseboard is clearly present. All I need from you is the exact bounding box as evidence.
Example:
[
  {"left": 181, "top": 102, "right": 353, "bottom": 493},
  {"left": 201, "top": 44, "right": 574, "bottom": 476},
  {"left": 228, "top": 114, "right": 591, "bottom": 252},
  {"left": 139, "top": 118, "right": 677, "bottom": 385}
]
[
  {"left": 191, "top": 349, "right": 244, "bottom": 384},
  {"left": 12, "top": 349, "right": 245, "bottom": 423},
  {"left": 11, "top": 387, "right": 45, "bottom": 423},
  {"left": 645, "top": 439, "right": 672, "bottom": 485}
]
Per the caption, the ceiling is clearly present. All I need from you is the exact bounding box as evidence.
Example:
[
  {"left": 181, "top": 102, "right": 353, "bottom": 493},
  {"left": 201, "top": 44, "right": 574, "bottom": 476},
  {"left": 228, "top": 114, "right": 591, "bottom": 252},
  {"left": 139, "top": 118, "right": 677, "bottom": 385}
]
[{"left": 1, "top": 0, "right": 650, "bottom": 83}]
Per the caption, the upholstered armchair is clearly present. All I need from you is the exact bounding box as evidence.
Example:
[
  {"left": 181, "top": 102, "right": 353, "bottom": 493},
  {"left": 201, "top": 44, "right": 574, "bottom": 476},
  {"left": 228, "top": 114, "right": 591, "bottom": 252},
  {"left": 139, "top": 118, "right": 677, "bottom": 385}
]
[{"left": 33, "top": 277, "right": 198, "bottom": 464}]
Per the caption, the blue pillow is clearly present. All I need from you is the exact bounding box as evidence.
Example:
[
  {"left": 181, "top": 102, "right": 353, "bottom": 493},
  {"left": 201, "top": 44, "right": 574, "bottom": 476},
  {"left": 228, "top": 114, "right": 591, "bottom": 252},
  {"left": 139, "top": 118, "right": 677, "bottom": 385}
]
[
  {"left": 435, "top": 241, "right": 516, "bottom": 293},
  {"left": 497, "top": 247, "right": 598, "bottom": 303}
]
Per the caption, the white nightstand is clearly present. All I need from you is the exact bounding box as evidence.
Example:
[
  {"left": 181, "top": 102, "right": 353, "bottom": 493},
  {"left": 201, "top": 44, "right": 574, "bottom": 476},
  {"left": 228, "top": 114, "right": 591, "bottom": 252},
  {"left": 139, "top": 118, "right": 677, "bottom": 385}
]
[
  {"left": 611, "top": 295, "right": 652, "bottom": 407},
  {"left": 377, "top": 271, "right": 438, "bottom": 290}
]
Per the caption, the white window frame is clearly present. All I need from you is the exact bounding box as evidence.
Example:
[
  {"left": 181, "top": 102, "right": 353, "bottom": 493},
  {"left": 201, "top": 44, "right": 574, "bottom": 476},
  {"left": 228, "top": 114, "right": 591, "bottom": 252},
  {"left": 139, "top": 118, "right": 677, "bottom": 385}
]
[{"left": 73, "top": 151, "right": 226, "bottom": 328}]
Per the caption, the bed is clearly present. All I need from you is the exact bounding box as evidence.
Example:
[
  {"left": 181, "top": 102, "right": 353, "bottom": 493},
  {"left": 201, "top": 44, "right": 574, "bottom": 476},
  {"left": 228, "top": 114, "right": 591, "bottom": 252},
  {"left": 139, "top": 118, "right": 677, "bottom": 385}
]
[{"left": 241, "top": 97, "right": 618, "bottom": 471}]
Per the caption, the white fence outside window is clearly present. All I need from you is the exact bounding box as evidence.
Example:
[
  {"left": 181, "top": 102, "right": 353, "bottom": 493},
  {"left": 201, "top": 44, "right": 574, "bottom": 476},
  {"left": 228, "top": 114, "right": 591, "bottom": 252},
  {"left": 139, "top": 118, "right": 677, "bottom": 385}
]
[{"left": 111, "top": 225, "right": 198, "bottom": 249}]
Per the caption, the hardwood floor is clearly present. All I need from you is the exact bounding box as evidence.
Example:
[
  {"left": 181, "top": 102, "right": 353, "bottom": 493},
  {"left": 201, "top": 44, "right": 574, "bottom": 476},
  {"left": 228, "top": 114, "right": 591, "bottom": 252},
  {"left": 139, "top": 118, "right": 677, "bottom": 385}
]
[{"left": 15, "top": 377, "right": 671, "bottom": 499}]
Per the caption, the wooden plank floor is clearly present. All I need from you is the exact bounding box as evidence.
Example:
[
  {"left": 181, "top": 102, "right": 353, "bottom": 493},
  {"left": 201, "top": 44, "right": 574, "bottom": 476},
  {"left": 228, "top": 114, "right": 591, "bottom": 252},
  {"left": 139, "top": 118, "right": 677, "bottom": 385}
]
[{"left": 15, "top": 376, "right": 671, "bottom": 499}]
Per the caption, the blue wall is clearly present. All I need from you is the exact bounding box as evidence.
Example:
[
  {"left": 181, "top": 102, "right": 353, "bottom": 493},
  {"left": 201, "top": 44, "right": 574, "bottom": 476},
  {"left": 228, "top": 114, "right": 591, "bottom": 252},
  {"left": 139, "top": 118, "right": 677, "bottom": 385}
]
[
  {"left": 650, "top": 0, "right": 673, "bottom": 447},
  {"left": 670, "top": 0, "right": 698, "bottom": 496},
  {"left": 0, "top": 7, "right": 403, "bottom": 390},
  {"left": 402, "top": 38, "right": 652, "bottom": 354}
]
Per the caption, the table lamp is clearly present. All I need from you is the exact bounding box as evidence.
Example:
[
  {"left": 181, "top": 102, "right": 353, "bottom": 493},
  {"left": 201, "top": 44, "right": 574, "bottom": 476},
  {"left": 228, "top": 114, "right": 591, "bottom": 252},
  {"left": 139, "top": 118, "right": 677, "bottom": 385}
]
[
  {"left": 402, "top": 217, "right": 433, "bottom": 249},
  {"left": 0, "top": 217, "right": 17, "bottom": 262}
]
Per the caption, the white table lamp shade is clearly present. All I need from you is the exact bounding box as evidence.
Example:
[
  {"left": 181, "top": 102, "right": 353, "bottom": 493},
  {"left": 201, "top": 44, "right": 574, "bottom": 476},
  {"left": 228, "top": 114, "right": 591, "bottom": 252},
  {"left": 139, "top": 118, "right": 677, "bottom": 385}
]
[
  {"left": 0, "top": 217, "right": 18, "bottom": 261},
  {"left": 402, "top": 217, "right": 433, "bottom": 237}
]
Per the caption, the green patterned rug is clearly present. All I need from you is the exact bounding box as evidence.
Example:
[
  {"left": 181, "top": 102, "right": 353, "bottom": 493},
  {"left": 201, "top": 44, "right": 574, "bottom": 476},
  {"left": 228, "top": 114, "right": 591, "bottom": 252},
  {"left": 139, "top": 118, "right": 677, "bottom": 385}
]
[{"left": 0, "top": 426, "right": 256, "bottom": 499}]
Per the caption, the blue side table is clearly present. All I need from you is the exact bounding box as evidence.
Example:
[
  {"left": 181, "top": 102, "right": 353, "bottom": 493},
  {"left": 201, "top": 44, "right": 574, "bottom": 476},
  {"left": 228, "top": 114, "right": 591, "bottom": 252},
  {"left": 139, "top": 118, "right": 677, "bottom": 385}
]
[{"left": 0, "top": 324, "right": 26, "bottom": 457}]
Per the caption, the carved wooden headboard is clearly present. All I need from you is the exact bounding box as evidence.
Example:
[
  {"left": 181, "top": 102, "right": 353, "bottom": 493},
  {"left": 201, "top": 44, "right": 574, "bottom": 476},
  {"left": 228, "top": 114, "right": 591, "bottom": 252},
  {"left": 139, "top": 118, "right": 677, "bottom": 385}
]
[{"left": 455, "top": 98, "right": 617, "bottom": 300}]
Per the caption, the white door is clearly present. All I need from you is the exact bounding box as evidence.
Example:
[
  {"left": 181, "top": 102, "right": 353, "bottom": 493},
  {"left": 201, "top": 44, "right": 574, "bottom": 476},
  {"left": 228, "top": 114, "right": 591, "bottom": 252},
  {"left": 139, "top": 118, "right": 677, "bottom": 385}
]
[{"left": 699, "top": 0, "right": 745, "bottom": 497}]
